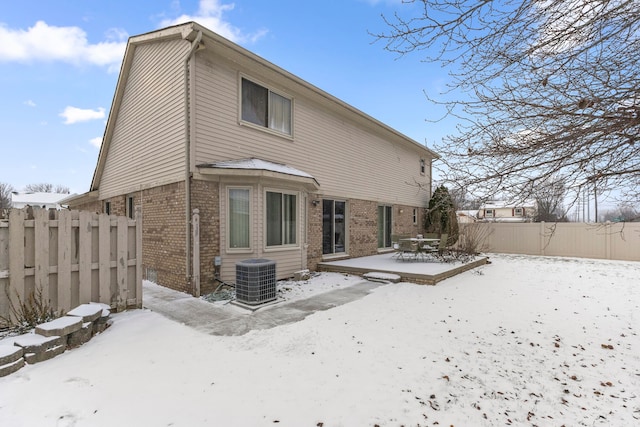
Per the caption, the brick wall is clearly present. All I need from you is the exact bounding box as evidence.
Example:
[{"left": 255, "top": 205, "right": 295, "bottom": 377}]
[
  {"left": 72, "top": 200, "right": 102, "bottom": 213},
  {"left": 348, "top": 199, "right": 379, "bottom": 258},
  {"left": 394, "top": 204, "right": 425, "bottom": 237},
  {"left": 306, "top": 199, "right": 324, "bottom": 271},
  {"left": 191, "top": 179, "right": 220, "bottom": 294},
  {"left": 139, "top": 182, "right": 188, "bottom": 293},
  {"left": 74, "top": 186, "right": 427, "bottom": 292},
  {"left": 307, "top": 198, "right": 426, "bottom": 269}
]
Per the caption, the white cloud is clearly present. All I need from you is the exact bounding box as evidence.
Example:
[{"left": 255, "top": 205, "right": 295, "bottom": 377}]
[
  {"left": 89, "top": 137, "right": 103, "bottom": 148},
  {"left": 160, "top": 0, "right": 267, "bottom": 43},
  {"left": 0, "top": 20, "right": 127, "bottom": 70},
  {"left": 23, "top": 100, "right": 36, "bottom": 107},
  {"left": 60, "top": 106, "right": 105, "bottom": 124}
]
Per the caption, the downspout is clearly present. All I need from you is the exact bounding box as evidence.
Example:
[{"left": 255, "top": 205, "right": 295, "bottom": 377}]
[{"left": 183, "top": 30, "right": 203, "bottom": 293}]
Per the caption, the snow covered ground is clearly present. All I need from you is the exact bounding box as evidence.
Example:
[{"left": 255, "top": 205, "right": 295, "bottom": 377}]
[{"left": 1, "top": 254, "right": 639, "bottom": 426}]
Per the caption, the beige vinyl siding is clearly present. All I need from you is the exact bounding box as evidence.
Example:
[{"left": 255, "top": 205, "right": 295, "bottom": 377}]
[
  {"left": 193, "top": 54, "right": 431, "bottom": 207},
  {"left": 100, "top": 39, "right": 190, "bottom": 199}
]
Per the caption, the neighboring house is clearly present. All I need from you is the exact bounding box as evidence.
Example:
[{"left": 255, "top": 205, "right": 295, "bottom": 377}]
[
  {"left": 66, "top": 22, "right": 439, "bottom": 295},
  {"left": 477, "top": 200, "right": 536, "bottom": 222},
  {"left": 456, "top": 210, "right": 479, "bottom": 223},
  {"left": 10, "top": 192, "right": 73, "bottom": 210}
]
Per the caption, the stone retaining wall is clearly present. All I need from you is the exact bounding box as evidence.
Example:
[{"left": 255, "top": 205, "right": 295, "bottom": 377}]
[{"left": 0, "top": 303, "right": 112, "bottom": 377}]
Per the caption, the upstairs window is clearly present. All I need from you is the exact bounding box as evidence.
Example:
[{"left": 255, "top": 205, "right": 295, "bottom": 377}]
[
  {"left": 514, "top": 207, "right": 524, "bottom": 217},
  {"left": 485, "top": 209, "right": 494, "bottom": 218},
  {"left": 420, "top": 158, "right": 426, "bottom": 175},
  {"left": 241, "top": 78, "right": 292, "bottom": 135}
]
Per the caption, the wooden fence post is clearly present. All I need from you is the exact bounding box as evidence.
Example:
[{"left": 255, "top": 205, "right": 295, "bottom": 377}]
[
  {"left": 135, "top": 207, "right": 142, "bottom": 308},
  {"left": 34, "top": 209, "right": 50, "bottom": 305},
  {"left": 116, "top": 216, "right": 128, "bottom": 311},
  {"left": 8, "top": 209, "right": 25, "bottom": 322},
  {"left": 78, "top": 211, "right": 92, "bottom": 304},
  {"left": 57, "top": 209, "right": 72, "bottom": 313},
  {"left": 98, "top": 213, "right": 111, "bottom": 306}
]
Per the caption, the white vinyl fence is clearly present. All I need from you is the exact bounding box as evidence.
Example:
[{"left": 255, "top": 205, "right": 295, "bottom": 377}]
[
  {"left": 459, "top": 222, "right": 640, "bottom": 261},
  {"left": 0, "top": 208, "right": 142, "bottom": 322}
]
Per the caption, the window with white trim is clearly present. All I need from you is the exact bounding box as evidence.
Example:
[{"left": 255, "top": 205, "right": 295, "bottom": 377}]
[
  {"left": 241, "top": 78, "right": 292, "bottom": 135},
  {"left": 413, "top": 208, "right": 418, "bottom": 225},
  {"left": 126, "top": 196, "right": 134, "bottom": 219},
  {"left": 514, "top": 207, "right": 524, "bottom": 216},
  {"left": 229, "top": 188, "right": 251, "bottom": 249},
  {"left": 266, "top": 191, "right": 297, "bottom": 247},
  {"left": 485, "top": 209, "right": 494, "bottom": 218},
  {"left": 420, "top": 158, "right": 426, "bottom": 175}
]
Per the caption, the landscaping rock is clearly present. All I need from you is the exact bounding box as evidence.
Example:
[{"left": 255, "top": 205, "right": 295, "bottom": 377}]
[
  {"left": 24, "top": 344, "right": 66, "bottom": 364},
  {"left": 68, "top": 322, "right": 93, "bottom": 348},
  {"left": 13, "top": 333, "right": 67, "bottom": 364},
  {"left": 92, "top": 307, "right": 112, "bottom": 335},
  {"left": 68, "top": 304, "right": 104, "bottom": 323},
  {"left": 0, "top": 358, "right": 25, "bottom": 377},
  {"left": 0, "top": 345, "right": 24, "bottom": 366},
  {"left": 294, "top": 269, "right": 311, "bottom": 281},
  {"left": 35, "top": 316, "right": 82, "bottom": 337}
]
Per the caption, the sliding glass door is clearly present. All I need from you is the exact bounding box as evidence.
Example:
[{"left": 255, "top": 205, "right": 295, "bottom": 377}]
[
  {"left": 377, "top": 205, "right": 392, "bottom": 248},
  {"left": 322, "top": 199, "right": 346, "bottom": 255}
]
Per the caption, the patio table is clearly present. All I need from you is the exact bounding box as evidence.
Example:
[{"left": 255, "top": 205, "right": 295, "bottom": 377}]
[{"left": 397, "top": 237, "right": 441, "bottom": 261}]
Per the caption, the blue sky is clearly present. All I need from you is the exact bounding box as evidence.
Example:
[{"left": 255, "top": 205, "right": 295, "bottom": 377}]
[{"left": 0, "top": 0, "right": 452, "bottom": 194}]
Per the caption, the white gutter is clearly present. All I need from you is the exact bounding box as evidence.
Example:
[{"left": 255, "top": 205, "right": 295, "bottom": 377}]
[{"left": 182, "top": 29, "right": 202, "bottom": 294}]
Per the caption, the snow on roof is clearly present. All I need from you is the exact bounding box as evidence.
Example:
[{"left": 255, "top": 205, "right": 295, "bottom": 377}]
[
  {"left": 199, "top": 158, "right": 315, "bottom": 179},
  {"left": 481, "top": 200, "right": 536, "bottom": 209},
  {"left": 10, "top": 192, "right": 73, "bottom": 206}
]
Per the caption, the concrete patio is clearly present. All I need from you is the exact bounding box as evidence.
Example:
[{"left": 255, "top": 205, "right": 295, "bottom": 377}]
[
  {"left": 317, "top": 252, "right": 489, "bottom": 285},
  {"left": 141, "top": 253, "right": 487, "bottom": 336}
]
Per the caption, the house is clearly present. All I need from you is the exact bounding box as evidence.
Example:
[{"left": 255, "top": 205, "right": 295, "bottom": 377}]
[
  {"left": 10, "top": 192, "right": 73, "bottom": 210},
  {"left": 66, "top": 22, "right": 439, "bottom": 295},
  {"left": 456, "top": 210, "right": 479, "bottom": 223},
  {"left": 477, "top": 200, "right": 536, "bottom": 222}
]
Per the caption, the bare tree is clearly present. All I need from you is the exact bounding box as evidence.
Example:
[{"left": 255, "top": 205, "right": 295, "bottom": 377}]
[
  {"left": 24, "top": 183, "right": 70, "bottom": 194},
  {"left": 600, "top": 204, "right": 640, "bottom": 222},
  {"left": 0, "top": 182, "right": 15, "bottom": 209},
  {"left": 375, "top": 0, "right": 640, "bottom": 205},
  {"left": 534, "top": 177, "right": 567, "bottom": 222}
]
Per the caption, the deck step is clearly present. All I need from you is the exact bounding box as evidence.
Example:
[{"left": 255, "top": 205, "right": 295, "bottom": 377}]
[{"left": 363, "top": 272, "right": 401, "bottom": 283}]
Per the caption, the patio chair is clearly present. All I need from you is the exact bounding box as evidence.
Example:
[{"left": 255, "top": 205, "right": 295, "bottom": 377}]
[
  {"left": 394, "top": 239, "right": 417, "bottom": 261},
  {"left": 421, "top": 233, "right": 440, "bottom": 252},
  {"left": 426, "top": 233, "right": 448, "bottom": 254}
]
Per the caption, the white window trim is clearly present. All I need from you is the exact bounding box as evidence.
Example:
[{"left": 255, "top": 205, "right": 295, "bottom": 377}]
[
  {"left": 419, "top": 158, "right": 426, "bottom": 176},
  {"left": 238, "top": 74, "right": 294, "bottom": 139},
  {"left": 413, "top": 208, "right": 418, "bottom": 225},
  {"left": 126, "top": 195, "right": 134, "bottom": 219},
  {"left": 264, "top": 188, "right": 301, "bottom": 251},
  {"left": 514, "top": 207, "right": 524, "bottom": 216},
  {"left": 485, "top": 209, "right": 494, "bottom": 218},
  {"left": 226, "top": 186, "right": 253, "bottom": 253}
]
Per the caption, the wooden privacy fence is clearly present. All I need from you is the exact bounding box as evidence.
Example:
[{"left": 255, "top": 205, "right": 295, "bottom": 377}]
[
  {"left": 0, "top": 208, "right": 142, "bottom": 322},
  {"left": 458, "top": 221, "right": 640, "bottom": 261}
]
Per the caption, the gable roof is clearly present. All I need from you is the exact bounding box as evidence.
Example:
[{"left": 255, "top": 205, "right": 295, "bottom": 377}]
[{"left": 89, "top": 21, "right": 439, "bottom": 192}]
